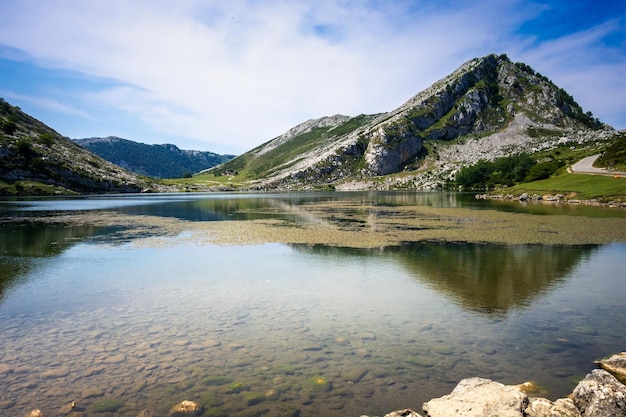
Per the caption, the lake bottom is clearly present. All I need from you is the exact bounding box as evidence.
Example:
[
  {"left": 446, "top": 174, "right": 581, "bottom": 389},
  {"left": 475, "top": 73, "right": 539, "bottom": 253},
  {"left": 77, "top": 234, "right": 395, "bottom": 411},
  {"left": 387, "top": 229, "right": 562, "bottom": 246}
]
[{"left": 0, "top": 240, "right": 625, "bottom": 417}]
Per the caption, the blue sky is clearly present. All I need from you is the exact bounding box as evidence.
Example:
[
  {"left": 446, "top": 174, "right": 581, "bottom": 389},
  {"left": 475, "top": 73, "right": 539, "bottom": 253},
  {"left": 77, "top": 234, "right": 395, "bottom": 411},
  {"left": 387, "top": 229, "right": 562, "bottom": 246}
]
[{"left": 1, "top": 0, "right": 625, "bottom": 154}]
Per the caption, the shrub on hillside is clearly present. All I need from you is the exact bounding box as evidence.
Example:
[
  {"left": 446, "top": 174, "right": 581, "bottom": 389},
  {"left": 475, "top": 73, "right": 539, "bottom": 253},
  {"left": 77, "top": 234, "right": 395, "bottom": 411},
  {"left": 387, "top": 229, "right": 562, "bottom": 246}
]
[{"left": 455, "top": 153, "right": 536, "bottom": 189}]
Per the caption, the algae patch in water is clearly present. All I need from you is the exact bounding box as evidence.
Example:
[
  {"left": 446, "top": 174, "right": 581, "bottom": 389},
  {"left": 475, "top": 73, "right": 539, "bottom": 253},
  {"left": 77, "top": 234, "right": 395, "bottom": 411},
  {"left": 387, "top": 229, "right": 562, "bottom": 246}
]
[{"left": 9, "top": 201, "right": 626, "bottom": 248}]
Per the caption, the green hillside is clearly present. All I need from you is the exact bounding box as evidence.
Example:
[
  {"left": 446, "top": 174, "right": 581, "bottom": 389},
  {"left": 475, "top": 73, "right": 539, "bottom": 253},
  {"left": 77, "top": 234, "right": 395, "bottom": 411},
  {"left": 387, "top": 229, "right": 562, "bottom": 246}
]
[
  {"left": 1, "top": 98, "right": 154, "bottom": 195},
  {"left": 212, "top": 114, "right": 376, "bottom": 180},
  {"left": 75, "top": 137, "right": 235, "bottom": 179}
]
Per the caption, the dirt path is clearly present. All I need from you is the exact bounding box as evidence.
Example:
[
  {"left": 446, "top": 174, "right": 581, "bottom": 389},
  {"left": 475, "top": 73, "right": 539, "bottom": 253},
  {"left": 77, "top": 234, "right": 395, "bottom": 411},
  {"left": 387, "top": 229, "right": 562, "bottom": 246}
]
[{"left": 569, "top": 155, "right": 626, "bottom": 176}]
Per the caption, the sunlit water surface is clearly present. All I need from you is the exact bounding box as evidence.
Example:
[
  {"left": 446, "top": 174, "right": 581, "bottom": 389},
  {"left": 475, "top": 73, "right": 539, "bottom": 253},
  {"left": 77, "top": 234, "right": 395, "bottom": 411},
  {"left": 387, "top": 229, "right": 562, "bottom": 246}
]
[{"left": 0, "top": 192, "right": 625, "bottom": 417}]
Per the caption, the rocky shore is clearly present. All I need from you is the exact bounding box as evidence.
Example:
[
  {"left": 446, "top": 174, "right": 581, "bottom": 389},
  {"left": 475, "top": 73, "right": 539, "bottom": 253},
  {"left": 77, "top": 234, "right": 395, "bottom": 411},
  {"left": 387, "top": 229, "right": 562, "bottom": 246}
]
[
  {"left": 23, "top": 353, "right": 625, "bottom": 417},
  {"left": 376, "top": 352, "right": 626, "bottom": 417},
  {"left": 475, "top": 192, "right": 626, "bottom": 208}
]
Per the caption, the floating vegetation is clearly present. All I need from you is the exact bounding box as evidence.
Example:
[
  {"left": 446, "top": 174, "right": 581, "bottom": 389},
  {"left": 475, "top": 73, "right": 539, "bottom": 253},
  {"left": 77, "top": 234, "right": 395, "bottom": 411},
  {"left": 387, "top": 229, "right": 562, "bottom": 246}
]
[{"left": 13, "top": 200, "right": 626, "bottom": 249}]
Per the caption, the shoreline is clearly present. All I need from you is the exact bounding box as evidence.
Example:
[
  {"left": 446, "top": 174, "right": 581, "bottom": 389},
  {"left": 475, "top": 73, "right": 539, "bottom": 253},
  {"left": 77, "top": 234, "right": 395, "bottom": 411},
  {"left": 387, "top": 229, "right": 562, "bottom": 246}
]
[
  {"left": 475, "top": 192, "right": 626, "bottom": 209},
  {"left": 370, "top": 352, "right": 626, "bottom": 417}
]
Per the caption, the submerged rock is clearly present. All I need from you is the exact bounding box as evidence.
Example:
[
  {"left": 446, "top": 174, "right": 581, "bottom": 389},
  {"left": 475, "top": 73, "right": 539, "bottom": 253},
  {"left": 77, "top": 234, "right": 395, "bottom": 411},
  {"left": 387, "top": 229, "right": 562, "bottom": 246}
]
[
  {"left": 90, "top": 398, "right": 124, "bottom": 413},
  {"left": 422, "top": 377, "right": 527, "bottom": 417},
  {"left": 24, "top": 410, "right": 44, "bottom": 417},
  {"left": 168, "top": 400, "right": 203, "bottom": 417},
  {"left": 596, "top": 352, "right": 626, "bottom": 385},
  {"left": 305, "top": 375, "right": 332, "bottom": 392},
  {"left": 572, "top": 369, "right": 626, "bottom": 417},
  {"left": 40, "top": 367, "right": 70, "bottom": 379},
  {"left": 264, "top": 389, "right": 280, "bottom": 401}
]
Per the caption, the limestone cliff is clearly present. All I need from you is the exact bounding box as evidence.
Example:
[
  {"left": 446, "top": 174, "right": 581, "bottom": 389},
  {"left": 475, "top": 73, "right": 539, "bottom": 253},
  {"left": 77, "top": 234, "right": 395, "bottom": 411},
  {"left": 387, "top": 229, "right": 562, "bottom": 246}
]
[{"left": 211, "top": 54, "right": 610, "bottom": 190}]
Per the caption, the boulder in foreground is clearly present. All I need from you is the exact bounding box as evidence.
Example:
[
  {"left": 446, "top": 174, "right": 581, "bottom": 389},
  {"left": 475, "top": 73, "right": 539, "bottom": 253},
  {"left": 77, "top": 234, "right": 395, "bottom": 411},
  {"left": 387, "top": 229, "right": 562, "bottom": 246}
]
[
  {"left": 422, "top": 377, "right": 527, "bottom": 417},
  {"left": 572, "top": 369, "right": 626, "bottom": 417},
  {"left": 596, "top": 352, "right": 626, "bottom": 385}
]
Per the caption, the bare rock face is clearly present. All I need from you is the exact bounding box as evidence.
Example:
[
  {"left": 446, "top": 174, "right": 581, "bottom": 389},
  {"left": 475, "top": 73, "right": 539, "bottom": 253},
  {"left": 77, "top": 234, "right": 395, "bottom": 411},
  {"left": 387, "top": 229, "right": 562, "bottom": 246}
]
[
  {"left": 596, "top": 352, "right": 626, "bottom": 385},
  {"left": 422, "top": 377, "right": 528, "bottom": 417},
  {"left": 525, "top": 397, "right": 582, "bottom": 417},
  {"left": 572, "top": 369, "right": 626, "bottom": 417},
  {"left": 363, "top": 125, "right": 423, "bottom": 175}
]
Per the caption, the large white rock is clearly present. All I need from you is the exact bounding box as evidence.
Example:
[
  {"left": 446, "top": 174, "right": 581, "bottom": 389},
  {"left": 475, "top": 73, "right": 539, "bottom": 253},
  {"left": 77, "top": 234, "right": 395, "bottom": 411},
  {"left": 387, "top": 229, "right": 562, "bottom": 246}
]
[
  {"left": 572, "top": 369, "right": 626, "bottom": 417},
  {"left": 525, "top": 397, "right": 581, "bottom": 417},
  {"left": 422, "top": 377, "right": 527, "bottom": 417},
  {"left": 596, "top": 352, "right": 626, "bottom": 385}
]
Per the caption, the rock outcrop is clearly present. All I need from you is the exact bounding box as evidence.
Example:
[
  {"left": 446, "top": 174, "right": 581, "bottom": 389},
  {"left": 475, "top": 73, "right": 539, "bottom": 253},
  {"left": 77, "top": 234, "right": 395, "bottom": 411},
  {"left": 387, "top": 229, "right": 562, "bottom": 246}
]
[
  {"left": 421, "top": 378, "right": 528, "bottom": 417},
  {"left": 375, "top": 353, "right": 626, "bottom": 417},
  {"left": 596, "top": 352, "right": 626, "bottom": 385},
  {"left": 525, "top": 397, "right": 581, "bottom": 417},
  {"left": 363, "top": 124, "right": 423, "bottom": 175},
  {"left": 211, "top": 53, "right": 613, "bottom": 190},
  {"left": 572, "top": 369, "right": 626, "bottom": 417}
]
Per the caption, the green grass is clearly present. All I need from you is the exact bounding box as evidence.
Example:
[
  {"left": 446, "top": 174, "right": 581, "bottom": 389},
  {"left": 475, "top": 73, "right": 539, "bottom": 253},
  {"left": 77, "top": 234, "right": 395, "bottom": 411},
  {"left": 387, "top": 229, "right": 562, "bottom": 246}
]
[
  {"left": 0, "top": 180, "right": 79, "bottom": 196},
  {"left": 507, "top": 172, "right": 626, "bottom": 201},
  {"left": 595, "top": 132, "right": 626, "bottom": 171},
  {"left": 208, "top": 115, "right": 375, "bottom": 181}
]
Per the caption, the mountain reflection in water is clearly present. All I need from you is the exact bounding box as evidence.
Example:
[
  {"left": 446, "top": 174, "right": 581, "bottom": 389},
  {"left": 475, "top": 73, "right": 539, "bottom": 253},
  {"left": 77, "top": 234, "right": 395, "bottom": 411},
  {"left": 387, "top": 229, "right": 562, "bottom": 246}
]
[
  {"left": 0, "top": 193, "right": 624, "bottom": 417},
  {"left": 292, "top": 243, "right": 596, "bottom": 315}
]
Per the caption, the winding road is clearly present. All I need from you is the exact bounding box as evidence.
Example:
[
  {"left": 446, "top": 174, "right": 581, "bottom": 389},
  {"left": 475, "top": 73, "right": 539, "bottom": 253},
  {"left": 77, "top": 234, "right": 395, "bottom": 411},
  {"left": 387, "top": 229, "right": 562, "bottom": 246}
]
[{"left": 569, "top": 155, "right": 626, "bottom": 176}]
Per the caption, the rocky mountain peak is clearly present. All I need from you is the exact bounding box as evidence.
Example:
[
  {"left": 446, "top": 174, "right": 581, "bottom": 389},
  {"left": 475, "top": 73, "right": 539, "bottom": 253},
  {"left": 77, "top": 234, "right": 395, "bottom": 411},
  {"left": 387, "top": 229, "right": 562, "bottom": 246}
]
[
  {"left": 253, "top": 114, "right": 352, "bottom": 157},
  {"left": 214, "top": 53, "right": 611, "bottom": 190}
]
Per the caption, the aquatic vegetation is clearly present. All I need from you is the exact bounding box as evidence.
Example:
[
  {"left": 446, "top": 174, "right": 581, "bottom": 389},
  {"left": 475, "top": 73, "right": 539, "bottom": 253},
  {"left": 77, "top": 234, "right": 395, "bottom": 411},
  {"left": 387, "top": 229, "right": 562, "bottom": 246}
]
[
  {"left": 305, "top": 375, "right": 332, "bottom": 392},
  {"left": 203, "top": 375, "right": 233, "bottom": 386},
  {"left": 276, "top": 365, "right": 296, "bottom": 375},
  {"left": 203, "top": 408, "right": 228, "bottom": 417},
  {"left": 90, "top": 398, "right": 124, "bottom": 413},
  {"left": 224, "top": 382, "right": 250, "bottom": 394},
  {"left": 199, "top": 393, "right": 223, "bottom": 408},
  {"left": 243, "top": 391, "right": 265, "bottom": 406}
]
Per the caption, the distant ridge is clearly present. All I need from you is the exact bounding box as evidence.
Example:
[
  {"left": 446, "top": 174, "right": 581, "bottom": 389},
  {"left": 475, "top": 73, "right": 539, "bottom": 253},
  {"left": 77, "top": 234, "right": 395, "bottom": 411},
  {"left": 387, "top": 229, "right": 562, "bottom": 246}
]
[{"left": 74, "top": 137, "right": 235, "bottom": 179}]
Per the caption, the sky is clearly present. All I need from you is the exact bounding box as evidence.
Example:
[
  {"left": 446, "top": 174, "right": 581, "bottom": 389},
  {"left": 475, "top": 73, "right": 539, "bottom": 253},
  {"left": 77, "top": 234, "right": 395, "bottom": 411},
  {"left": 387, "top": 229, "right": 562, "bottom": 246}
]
[{"left": 1, "top": 0, "right": 625, "bottom": 154}]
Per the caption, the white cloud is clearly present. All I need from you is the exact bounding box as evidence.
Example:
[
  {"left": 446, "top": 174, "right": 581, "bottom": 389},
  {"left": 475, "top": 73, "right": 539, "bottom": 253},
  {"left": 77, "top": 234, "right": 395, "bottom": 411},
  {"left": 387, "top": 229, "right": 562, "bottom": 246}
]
[
  {"left": 0, "top": 0, "right": 624, "bottom": 152},
  {"left": 0, "top": 90, "right": 92, "bottom": 119}
]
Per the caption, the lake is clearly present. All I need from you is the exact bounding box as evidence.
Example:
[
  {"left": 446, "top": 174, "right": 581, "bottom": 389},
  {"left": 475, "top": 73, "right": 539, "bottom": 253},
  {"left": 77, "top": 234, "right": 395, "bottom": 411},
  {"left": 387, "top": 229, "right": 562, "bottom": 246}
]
[{"left": 0, "top": 192, "right": 625, "bottom": 417}]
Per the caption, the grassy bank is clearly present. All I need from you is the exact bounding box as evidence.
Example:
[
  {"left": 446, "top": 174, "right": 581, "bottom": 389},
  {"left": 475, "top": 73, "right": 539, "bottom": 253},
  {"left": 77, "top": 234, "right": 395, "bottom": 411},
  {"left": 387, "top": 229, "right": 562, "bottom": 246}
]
[{"left": 506, "top": 172, "right": 626, "bottom": 201}]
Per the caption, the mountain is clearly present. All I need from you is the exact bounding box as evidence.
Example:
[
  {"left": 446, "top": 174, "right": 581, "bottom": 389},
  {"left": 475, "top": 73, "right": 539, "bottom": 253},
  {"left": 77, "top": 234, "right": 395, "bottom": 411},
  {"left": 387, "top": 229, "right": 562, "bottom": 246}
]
[
  {"left": 0, "top": 99, "right": 159, "bottom": 195},
  {"left": 74, "top": 137, "right": 235, "bottom": 179},
  {"left": 211, "top": 54, "right": 616, "bottom": 190}
]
